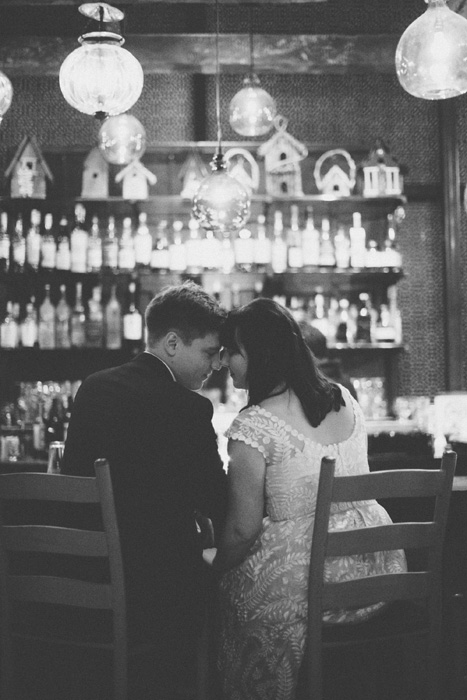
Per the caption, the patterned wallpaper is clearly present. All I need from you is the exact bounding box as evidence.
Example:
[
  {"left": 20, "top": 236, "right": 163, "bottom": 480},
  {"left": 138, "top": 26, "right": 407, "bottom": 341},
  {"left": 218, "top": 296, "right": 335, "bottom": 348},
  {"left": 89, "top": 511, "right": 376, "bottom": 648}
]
[{"left": 0, "top": 67, "right": 463, "bottom": 397}]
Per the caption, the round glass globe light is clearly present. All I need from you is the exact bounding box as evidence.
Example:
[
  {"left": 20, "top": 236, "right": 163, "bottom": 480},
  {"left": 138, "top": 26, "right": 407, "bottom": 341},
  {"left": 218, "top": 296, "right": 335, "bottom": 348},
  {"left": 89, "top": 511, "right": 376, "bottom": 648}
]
[
  {"left": 395, "top": 0, "right": 467, "bottom": 99},
  {"left": 0, "top": 71, "right": 13, "bottom": 121},
  {"left": 193, "top": 158, "right": 251, "bottom": 234},
  {"left": 59, "top": 35, "right": 144, "bottom": 118},
  {"left": 229, "top": 74, "right": 277, "bottom": 137},
  {"left": 98, "top": 114, "right": 147, "bottom": 165}
]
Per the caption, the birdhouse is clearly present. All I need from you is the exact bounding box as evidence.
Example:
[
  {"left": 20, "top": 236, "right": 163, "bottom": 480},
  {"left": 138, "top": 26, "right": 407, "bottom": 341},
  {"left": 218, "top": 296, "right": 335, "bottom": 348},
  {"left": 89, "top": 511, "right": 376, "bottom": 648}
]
[
  {"left": 313, "top": 149, "right": 356, "bottom": 197},
  {"left": 257, "top": 116, "right": 308, "bottom": 197},
  {"left": 224, "top": 147, "right": 260, "bottom": 196},
  {"left": 5, "top": 136, "right": 54, "bottom": 199},
  {"left": 115, "top": 160, "right": 157, "bottom": 200},
  {"left": 81, "top": 147, "right": 109, "bottom": 198},
  {"left": 179, "top": 151, "right": 208, "bottom": 199},
  {"left": 360, "top": 139, "right": 403, "bottom": 197}
]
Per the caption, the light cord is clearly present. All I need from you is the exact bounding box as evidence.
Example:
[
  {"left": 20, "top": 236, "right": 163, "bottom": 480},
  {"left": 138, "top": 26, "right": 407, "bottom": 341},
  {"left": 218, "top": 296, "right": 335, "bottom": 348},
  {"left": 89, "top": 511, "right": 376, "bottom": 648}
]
[
  {"left": 249, "top": 7, "right": 255, "bottom": 76},
  {"left": 215, "top": 0, "right": 222, "bottom": 154}
]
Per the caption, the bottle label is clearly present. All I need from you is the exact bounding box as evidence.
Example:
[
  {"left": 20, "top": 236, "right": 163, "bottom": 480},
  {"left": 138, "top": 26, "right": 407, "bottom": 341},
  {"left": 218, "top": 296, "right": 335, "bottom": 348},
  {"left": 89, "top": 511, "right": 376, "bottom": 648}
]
[
  {"left": 13, "top": 240, "right": 26, "bottom": 266},
  {"left": 21, "top": 321, "right": 37, "bottom": 347},
  {"left": 26, "top": 235, "right": 41, "bottom": 268},
  {"left": 123, "top": 314, "right": 143, "bottom": 341},
  {"left": 56, "top": 241, "right": 71, "bottom": 270},
  {"left": 71, "top": 231, "right": 88, "bottom": 273},
  {"left": 87, "top": 246, "right": 103, "bottom": 271},
  {"left": 41, "top": 241, "right": 56, "bottom": 269},
  {"left": 134, "top": 236, "right": 153, "bottom": 266}
]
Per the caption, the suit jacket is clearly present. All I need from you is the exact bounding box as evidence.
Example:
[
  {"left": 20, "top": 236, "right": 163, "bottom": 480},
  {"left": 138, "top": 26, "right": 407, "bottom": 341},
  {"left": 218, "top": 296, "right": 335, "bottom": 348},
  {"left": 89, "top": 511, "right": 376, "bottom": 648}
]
[{"left": 62, "top": 352, "right": 227, "bottom": 644}]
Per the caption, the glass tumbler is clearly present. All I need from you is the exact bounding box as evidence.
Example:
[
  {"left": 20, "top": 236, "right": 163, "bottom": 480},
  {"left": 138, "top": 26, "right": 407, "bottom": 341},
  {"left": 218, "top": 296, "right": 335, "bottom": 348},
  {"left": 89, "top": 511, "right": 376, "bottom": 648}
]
[{"left": 47, "top": 441, "right": 65, "bottom": 474}]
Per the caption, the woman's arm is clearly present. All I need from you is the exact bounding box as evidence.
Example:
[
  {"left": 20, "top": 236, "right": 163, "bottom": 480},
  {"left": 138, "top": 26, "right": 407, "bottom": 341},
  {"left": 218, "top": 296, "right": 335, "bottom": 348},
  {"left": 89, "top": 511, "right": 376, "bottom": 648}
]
[{"left": 213, "top": 439, "right": 266, "bottom": 573}]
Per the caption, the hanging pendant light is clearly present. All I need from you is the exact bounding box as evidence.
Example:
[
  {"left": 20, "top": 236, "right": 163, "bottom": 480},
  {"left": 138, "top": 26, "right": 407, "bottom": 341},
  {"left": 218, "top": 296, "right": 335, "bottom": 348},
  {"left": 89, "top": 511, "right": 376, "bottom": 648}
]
[
  {"left": 396, "top": 0, "right": 467, "bottom": 100},
  {"left": 98, "top": 113, "right": 146, "bottom": 164},
  {"left": 59, "top": 3, "right": 144, "bottom": 120},
  {"left": 229, "top": 23, "right": 276, "bottom": 137},
  {"left": 192, "top": 0, "right": 251, "bottom": 235},
  {"left": 0, "top": 70, "right": 13, "bottom": 124}
]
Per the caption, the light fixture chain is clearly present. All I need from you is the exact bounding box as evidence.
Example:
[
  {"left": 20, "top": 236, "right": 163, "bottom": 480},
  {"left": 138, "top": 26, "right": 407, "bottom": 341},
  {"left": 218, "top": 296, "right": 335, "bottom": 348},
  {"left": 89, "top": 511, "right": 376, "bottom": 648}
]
[
  {"left": 215, "top": 0, "right": 222, "bottom": 153},
  {"left": 249, "top": 6, "right": 255, "bottom": 77}
]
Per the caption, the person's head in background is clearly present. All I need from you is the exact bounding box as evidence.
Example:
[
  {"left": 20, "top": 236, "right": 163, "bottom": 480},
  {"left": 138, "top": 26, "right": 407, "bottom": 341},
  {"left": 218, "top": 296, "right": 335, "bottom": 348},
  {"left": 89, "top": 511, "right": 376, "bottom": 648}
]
[
  {"left": 144, "top": 281, "right": 226, "bottom": 390},
  {"left": 220, "top": 298, "right": 345, "bottom": 427},
  {"left": 298, "top": 321, "right": 358, "bottom": 401}
]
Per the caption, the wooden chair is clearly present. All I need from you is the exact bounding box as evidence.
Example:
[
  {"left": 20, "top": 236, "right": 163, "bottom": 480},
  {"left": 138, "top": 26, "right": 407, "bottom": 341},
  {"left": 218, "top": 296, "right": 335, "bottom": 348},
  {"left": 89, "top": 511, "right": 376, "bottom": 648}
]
[
  {"left": 0, "top": 458, "right": 157, "bottom": 700},
  {"left": 302, "top": 450, "right": 457, "bottom": 700}
]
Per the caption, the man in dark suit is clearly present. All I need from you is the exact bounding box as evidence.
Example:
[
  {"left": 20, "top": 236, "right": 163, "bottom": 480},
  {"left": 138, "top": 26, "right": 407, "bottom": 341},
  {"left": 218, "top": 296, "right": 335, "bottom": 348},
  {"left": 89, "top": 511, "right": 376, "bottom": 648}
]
[{"left": 62, "top": 281, "right": 227, "bottom": 694}]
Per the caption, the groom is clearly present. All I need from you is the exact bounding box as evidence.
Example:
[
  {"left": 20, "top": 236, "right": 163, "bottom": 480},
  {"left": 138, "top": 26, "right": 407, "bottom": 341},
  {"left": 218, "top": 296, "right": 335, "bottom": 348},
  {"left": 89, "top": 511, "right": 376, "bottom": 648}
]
[{"left": 62, "top": 281, "right": 227, "bottom": 691}]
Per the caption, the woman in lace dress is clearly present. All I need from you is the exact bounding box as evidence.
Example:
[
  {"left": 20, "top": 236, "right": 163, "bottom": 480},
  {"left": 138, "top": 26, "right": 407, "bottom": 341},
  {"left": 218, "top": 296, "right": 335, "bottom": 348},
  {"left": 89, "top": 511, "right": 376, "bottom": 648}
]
[{"left": 213, "top": 298, "right": 406, "bottom": 700}]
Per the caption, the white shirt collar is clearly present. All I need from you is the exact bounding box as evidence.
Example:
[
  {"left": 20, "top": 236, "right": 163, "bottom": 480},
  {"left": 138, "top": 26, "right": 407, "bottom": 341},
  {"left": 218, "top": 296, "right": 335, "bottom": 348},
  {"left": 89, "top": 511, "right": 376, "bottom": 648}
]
[{"left": 143, "top": 350, "right": 177, "bottom": 382}]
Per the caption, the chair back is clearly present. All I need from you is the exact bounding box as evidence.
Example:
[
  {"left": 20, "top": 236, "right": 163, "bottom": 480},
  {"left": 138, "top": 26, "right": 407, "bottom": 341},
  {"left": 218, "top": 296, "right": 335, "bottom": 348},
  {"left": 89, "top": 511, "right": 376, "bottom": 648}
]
[
  {"left": 304, "top": 450, "right": 457, "bottom": 700},
  {"left": 0, "top": 458, "right": 127, "bottom": 699}
]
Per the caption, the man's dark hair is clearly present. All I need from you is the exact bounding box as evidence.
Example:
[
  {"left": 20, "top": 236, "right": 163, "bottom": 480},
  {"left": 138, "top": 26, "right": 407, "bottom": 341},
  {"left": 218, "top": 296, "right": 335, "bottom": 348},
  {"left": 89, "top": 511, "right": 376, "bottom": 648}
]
[
  {"left": 298, "top": 323, "right": 328, "bottom": 360},
  {"left": 145, "top": 281, "right": 226, "bottom": 344}
]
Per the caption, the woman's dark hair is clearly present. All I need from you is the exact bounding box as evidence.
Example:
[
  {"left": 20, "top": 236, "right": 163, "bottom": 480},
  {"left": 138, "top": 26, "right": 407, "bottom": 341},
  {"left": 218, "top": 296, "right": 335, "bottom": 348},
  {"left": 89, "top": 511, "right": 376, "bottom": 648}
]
[{"left": 221, "top": 298, "right": 345, "bottom": 427}]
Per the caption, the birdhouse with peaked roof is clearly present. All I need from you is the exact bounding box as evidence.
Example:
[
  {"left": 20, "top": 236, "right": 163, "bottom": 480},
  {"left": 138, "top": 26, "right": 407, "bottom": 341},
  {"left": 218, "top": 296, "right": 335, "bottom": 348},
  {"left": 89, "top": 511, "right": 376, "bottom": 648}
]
[
  {"left": 360, "top": 139, "right": 403, "bottom": 197},
  {"left": 115, "top": 159, "right": 157, "bottom": 200},
  {"left": 314, "top": 149, "right": 356, "bottom": 197},
  {"left": 5, "top": 136, "right": 54, "bottom": 199},
  {"left": 81, "top": 147, "right": 109, "bottom": 198},
  {"left": 257, "top": 116, "right": 308, "bottom": 197},
  {"left": 179, "top": 151, "right": 208, "bottom": 200}
]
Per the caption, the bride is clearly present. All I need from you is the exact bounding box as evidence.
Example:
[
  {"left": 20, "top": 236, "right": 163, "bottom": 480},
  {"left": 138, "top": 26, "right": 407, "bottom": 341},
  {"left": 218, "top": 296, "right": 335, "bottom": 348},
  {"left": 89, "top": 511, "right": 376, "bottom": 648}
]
[{"left": 212, "top": 298, "right": 407, "bottom": 700}]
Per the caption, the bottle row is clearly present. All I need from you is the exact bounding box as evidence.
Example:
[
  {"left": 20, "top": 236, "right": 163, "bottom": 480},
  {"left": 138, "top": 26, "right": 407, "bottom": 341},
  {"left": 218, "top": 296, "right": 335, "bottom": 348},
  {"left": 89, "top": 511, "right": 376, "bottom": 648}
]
[
  {"left": 0, "top": 380, "right": 79, "bottom": 460},
  {"left": 0, "top": 281, "right": 144, "bottom": 350},
  {"left": 276, "top": 285, "right": 402, "bottom": 345},
  {"left": 0, "top": 203, "right": 403, "bottom": 277}
]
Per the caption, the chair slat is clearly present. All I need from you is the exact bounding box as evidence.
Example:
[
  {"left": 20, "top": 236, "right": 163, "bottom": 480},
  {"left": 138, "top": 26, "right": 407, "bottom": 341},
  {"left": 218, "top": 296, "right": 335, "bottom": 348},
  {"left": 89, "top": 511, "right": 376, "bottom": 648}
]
[
  {"left": 8, "top": 575, "right": 112, "bottom": 609},
  {"left": 322, "top": 571, "right": 431, "bottom": 609},
  {"left": 0, "top": 472, "right": 99, "bottom": 503},
  {"left": 2, "top": 525, "right": 108, "bottom": 557},
  {"left": 331, "top": 469, "right": 446, "bottom": 503},
  {"left": 326, "top": 522, "right": 437, "bottom": 557}
]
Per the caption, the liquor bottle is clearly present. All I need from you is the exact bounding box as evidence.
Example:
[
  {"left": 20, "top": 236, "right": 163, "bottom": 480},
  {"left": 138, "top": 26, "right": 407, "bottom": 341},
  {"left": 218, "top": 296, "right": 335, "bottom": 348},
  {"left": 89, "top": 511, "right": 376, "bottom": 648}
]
[
  {"left": 118, "top": 217, "right": 136, "bottom": 271},
  {"left": 63, "top": 392, "right": 73, "bottom": 442},
  {"left": 103, "top": 216, "right": 119, "bottom": 270},
  {"left": 105, "top": 284, "right": 122, "bottom": 349},
  {"left": 12, "top": 213, "right": 26, "bottom": 274},
  {"left": 0, "top": 211, "right": 10, "bottom": 273},
  {"left": 253, "top": 214, "right": 272, "bottom": 271},
  {"left": 169, "top": 220, "right": 187, "bottom": 272},
  {"left": 365, "top": 239, "right": 382, "bottom": 268},
  {"left": 310, "top": 288, "right": 329, "bottom": 339},
  {"left": 134, "top": 212, "right": 153, "bottom": 267},
  {"left": 38, "top": 284, "right": 55, "bottom": 349},
  {"left": 355, "top": 292, "right": 373, "bottom": 344},
  {"left": 374, "top": 303, "right": 396, "bottom": 343},
  {"left": 286, "top": 204, "right": 303, "bottom": 271},
  {"left": 70, "top": 204, "right": 88, "bottom": 273},
  {"left": 327, "top": 297, "right": 339, "bottom": 344},
  {"left": 0, "top": 301, "right": 18, "bottom": 348},
  {"left": 335, "top": 298, "right": 350, "bottom": 344},
  {"left": 70, "top": 281, "right": 86, "bottom": 347},
  {"left": 123, "top": 281, "right": 143, "bottom": 353},
  {"left": 87, "top": 215, "right": 103, "bottom": 272},
  {"left": 20, "top": 297, "right": 38, "bottom": 348},
  {"left": 318, "top": 218, "right": 335, "bottom": 267},
  {"left": 26, "top": 209, "right": 41, "bottom": 271},
  {"left": 45, "top": 396, "right": 65, "bottom": 445},
  {"left": 271, "top": 210, "right": 287, "bottom": 273},
  {"left": 220, "top": 232, "right": 235, "bottom": 274},
  {"left": 40, "top": 213, "right": 57, "bottom": 270},
  {"left": 388, "top": 285, "right": 402, "bottom": 344},
  {"left": 301, "top": 206, "right": 320, "bottom": 268},
  {"left": 56, "top": 215, "right": 71, "bottom": 271},
  {"left": 55, "top": 284, "right": 71, "bottom": 348},
  {"left": 334, "top": 225, "right": 351, "bottom": 268},
  {"left": 349, "top": 212, "right": 367, "bottom": 269},
  {"left": 150, "top": 220, "right": 170, "bottom": 272},
  {"left": 85, "top": 285, "right": 104, "bottom": 348},
  {"left": 382, "top": 214, "right": 402, "bottom": 268},
  {"left": 32, "top": 400, "right": 46, "bottom": 457},
  {"left": 201, "top": 230, "right": 222, "bottom": 270},
  {"left": 234, "top": 226, "right": 255, "bottom": 272},
  {"left": 185, "top": 217, "right": 203, "bottom": 274}
]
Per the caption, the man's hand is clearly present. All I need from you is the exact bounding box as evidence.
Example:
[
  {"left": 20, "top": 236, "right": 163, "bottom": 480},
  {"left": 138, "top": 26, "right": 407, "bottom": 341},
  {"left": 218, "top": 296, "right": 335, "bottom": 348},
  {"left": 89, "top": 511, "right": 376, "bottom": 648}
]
[{"left": 195, "top": 512, "right": 215, "bottom": 549}]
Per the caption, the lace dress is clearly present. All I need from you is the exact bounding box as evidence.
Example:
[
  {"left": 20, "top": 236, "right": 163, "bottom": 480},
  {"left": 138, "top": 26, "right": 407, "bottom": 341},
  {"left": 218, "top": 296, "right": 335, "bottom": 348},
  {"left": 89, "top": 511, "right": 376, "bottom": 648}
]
[{"left": 217, "top": 388, "right": 407, "bottom": 700}]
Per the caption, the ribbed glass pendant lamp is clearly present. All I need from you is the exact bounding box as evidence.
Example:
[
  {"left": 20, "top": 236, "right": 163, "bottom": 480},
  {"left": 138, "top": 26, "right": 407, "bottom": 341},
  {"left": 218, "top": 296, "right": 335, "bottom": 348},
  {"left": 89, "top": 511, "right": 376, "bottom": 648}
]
[
  {"left": 0, "top": 70, "right": 13, "bottom": 124},
  {"left": 192, "top": 0, "right": 251, "bottom": 235},
  {"left": 98, "top": 113, "right": 146, "bottom": 164},
  {"left": 229, "top": 24, "right": 276, "bottom": 137},
  {"left": 396, "top": 0, "right": 467, "bottom": 99},
  {"left": 59, "top": 3, "right": 144, "bottom": 120}
]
